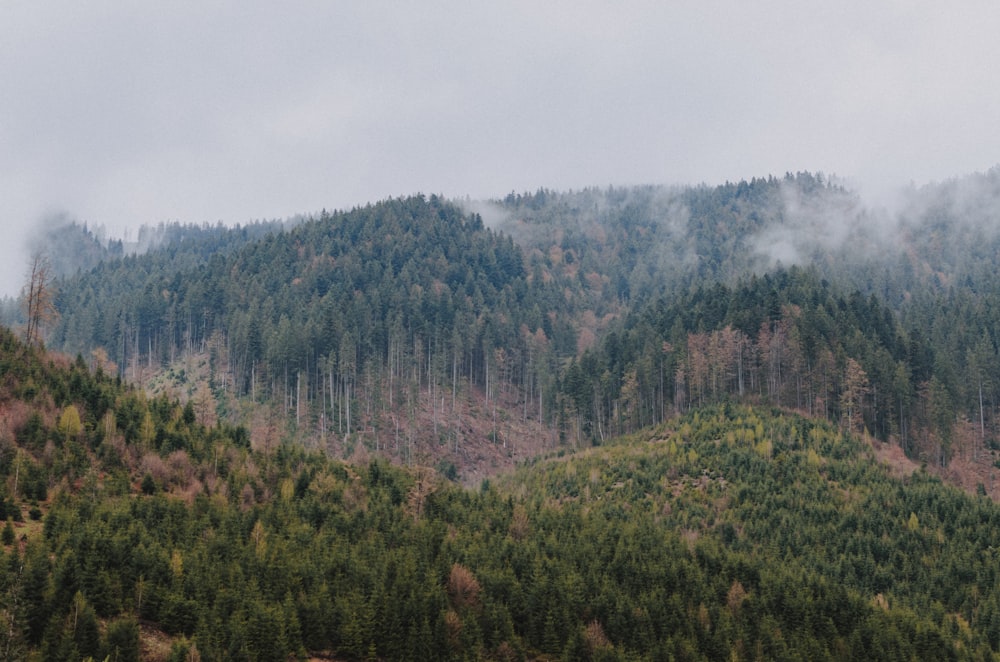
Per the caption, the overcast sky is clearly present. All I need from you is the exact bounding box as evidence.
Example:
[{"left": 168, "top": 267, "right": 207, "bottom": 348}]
[{"left": 3, "top": 2, "right": 1000, "bottom": 294}]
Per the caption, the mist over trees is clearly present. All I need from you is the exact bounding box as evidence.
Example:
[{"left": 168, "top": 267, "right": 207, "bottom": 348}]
[{"left": 18, "top": 170, "right": 1000, "bottom": 475}]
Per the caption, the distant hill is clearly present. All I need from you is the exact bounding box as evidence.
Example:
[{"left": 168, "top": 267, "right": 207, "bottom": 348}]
[{"left": 12, "top": 169, "right": 1000, "bottom": 490}]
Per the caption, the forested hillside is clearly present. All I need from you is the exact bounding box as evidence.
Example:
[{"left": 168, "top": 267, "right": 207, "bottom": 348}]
[
  {"left": 2, "top": 326, "right": 1000, "bottom": 659},
  {"left": 41, "top": 196, "right": 579, "bottom": 478},
  {"left": 527, "top": 172, "right": 1000, "bottom": 491},
  {"left": 16, "top": 170, "right": 1000, "bottom": 488},
  {"left": 558, "top": 268, "right": 957, "bottom": 465}
]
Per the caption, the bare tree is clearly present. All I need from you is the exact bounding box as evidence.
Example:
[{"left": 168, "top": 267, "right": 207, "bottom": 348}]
[
  {"left": 840, "top": 357, "right": 870, "bottom": 434},
  {"left": 22, "top": 252, "right": 58, "bottom": 347}
]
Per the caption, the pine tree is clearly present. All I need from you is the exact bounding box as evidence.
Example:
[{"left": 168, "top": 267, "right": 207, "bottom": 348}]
[{"left": 1, "top": 521, "right": 13, "bottom": 547}]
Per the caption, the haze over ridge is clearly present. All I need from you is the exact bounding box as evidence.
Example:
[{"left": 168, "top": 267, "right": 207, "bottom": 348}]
[{"left": 3, "top": 3, "right": 1000, "bottom": 294}]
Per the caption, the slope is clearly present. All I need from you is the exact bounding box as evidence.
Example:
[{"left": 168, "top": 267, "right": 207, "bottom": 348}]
[
  {"left": 24, "top": 170, "right": 1000, "bottom": 490},
  {"left": 45, "top": 195, "right": 577, "bottom": 479}
]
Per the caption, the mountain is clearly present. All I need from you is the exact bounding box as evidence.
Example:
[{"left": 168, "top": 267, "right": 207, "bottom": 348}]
[
  {"left": 14, "top": 171, "right": 1000, "bottom": 492},
  {"left": 35, "top": 196, "right": 578, "bottom": 482}
]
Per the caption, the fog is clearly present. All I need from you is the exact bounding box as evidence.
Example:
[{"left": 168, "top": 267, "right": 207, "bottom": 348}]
[{"left": 3, "top": 3, "right": 1000, "bottom": 295}]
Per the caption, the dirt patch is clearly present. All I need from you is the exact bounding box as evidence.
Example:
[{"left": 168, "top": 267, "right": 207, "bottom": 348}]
[
  {"left": 870, "top": 420, "right": 1000, "bottom": 500},
  {"left": 870, "top": 439, "right": 919, "bottom": 480},
  {"left": 139, "top": 623, "right": 174, "bottom": 661}
]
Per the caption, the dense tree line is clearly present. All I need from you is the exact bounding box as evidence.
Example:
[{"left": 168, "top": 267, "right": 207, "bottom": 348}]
[
  {"left": 39, "top": 177, "right": 852, "bottom": 458},
  {"left": 496, "top": 172, "right": 854, "bottom": 310},
  {"left": 499, "top": 171, "right": 1000, "bottom": 467},
  {"left": 500, "top": 403, "right": 1000, "bottom": 659},
  {"left": 25, "top": 170, "right": 1000, "bottom": 471},
  {"left": 46, "top": 196, "right": 578, "bottom": 456},
  {"left": 556, "top": 266, "right": 1000, "bottom": 468}
]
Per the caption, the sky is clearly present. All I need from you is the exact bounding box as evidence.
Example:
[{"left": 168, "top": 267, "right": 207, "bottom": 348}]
[{"left": 3, "top": 2, "right": 1000, "bottom": 295}]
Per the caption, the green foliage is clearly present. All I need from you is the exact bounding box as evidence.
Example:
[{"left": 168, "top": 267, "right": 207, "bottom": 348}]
[
  {"left": 555, "top": 264, "right": 981, "bottom": 467},
  {"left": 46, "top": 195, "right": 572, "bottom": 451},
  {"left": 57, "top": 405, "right": 82, "bottom": 440},
  {"left": 103, "top": 617, "right": 140, "bottom": 662},
  {"left": 2, "top": 391, "right": 996, "bottom": 659},
  {"left": 1, "top": 519, "right": 13, "bottom": 545}
]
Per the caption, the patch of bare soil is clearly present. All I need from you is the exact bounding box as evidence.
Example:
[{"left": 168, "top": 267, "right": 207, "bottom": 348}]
[
  {"left": 139, "top": 623, "right": 174, "bottom": 661},
  {"left": 870, "top": 418, "right": 1000, "bottom": 500},
  {"left": 870, "top": 438, "right": 920, "bottom": 480},
  {"left": 335, "top": 384, "right": 562, "bottom": 488},
  {"left": 942, "top": 453, "right": 1000, "bottom": 498}
]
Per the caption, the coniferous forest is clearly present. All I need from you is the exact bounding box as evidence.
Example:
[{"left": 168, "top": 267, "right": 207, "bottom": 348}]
[{"left": 4, "top": 170, "right": 1000, "bottom": 658}]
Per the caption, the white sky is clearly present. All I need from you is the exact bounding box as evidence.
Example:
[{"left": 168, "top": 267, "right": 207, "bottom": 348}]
[{"left": 3, "top": 2, "right": 1000, "bottom": 294}]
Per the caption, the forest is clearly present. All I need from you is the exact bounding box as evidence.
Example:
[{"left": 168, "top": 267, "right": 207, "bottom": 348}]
[
  {"left": 1, "top": 324, "right": 1000, "bottom": 659},
  {"left": 3, "top": 170, "right": 1000, "bottom": 657},
  {"left": 17, "top": 171, "right": 1000, "bottom": 483}
]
